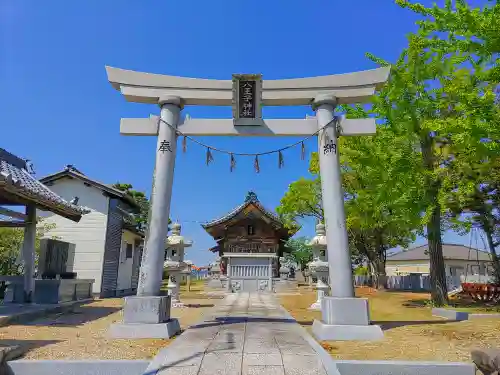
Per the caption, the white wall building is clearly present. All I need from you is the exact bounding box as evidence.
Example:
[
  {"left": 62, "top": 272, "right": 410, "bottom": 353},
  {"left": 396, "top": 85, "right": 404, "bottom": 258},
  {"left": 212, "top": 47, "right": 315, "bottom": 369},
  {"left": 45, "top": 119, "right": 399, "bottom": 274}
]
[
  {"left": 386, "top": 243, "right": 493, "bottom": 278},
  {"left": 39, "top": 165, "right": 144, "bottom": 297}
]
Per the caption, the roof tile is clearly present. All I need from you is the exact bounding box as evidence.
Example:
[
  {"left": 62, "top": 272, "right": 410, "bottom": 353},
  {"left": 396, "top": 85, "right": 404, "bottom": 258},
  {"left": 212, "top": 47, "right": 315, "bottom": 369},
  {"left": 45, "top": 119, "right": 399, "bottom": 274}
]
[{"left": 0, "top": 149, "right": 89, "bottom": 221}]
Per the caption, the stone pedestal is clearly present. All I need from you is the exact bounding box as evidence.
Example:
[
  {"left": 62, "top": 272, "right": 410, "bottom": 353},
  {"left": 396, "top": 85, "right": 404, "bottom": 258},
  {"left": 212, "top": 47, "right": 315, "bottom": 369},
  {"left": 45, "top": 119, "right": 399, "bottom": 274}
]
[
  {"left": 279, "top": 267, "right": 290, "bottom": 280},
  {"left": 108, "top": 296, "right": 180, "bottom": 339},
  {"left": 167, "top": 272, "right": 183, "bottom": 308},
  {"left": 309, "top": 278, "right": 329, "bottom": 310},
  {"left": 207, "top": 276, "right": 224, "bottom": 289},
  {"left": 311, "top": 297, "right": 383, "bottom": 341}
]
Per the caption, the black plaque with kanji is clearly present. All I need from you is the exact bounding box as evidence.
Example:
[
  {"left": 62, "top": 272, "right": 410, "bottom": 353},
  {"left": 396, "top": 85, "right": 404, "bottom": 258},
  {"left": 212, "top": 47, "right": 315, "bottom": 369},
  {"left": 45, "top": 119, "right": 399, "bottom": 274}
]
[{"left": 238, "top": 80, "right": 256, "bottom": 118}]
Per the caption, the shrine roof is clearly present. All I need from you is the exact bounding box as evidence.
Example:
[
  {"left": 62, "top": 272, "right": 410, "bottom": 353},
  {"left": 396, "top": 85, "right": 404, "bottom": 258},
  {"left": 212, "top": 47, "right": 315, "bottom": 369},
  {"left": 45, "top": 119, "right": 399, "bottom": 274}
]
[
  {"left": 202, "top": 191, "right": 288, "bottom": 232},
  {"left": 0, "top": 149, "right": 90, "bottom": 222}
]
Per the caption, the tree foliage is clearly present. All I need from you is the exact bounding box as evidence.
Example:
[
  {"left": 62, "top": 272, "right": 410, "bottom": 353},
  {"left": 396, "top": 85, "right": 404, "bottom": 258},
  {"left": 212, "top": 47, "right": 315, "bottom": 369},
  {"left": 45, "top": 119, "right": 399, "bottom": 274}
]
[
  {"left": 112, "top": 182, "right": 150, "bottom": 231},
  {"left": 284, "top": 237, "right": 313, "bottom": 272},
  {"left": 391, "top": 0, "right": 500, "bottom": 302},
  {"left": 279, "top": 1, "right": 500, "bottom": 304}
]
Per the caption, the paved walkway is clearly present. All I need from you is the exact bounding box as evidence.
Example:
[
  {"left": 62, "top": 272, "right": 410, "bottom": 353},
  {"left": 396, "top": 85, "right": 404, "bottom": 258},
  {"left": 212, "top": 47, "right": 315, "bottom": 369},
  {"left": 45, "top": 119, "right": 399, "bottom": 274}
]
[{"left": 146, "top": 292, "right": 329, "bottom": 375}]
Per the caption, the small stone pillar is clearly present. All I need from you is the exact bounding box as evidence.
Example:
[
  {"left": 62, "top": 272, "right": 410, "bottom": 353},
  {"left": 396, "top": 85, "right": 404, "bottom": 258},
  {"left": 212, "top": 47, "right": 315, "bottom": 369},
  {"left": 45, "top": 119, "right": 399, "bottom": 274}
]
[
  {"left": 308, "top": 224, "right": 330, "bottom": 310},
  {"left": 164, "top": 223, "right": 193, "bottom": 308}
]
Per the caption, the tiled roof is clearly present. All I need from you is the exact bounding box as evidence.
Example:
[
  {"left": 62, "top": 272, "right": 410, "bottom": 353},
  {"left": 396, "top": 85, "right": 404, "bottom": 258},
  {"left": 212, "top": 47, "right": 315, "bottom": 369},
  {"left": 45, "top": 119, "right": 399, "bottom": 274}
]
[
  {"left": 387, "top": 243, "right": 492, "bottom": 262},
  {"left": 202, "top": 191, "right": 283, "bottom": 229},
  {"left": 0, "top": 149, "right": 90, "bottom": 222},
  {"left": 39, "top": 165, "right": 140, "bottom": 210}
]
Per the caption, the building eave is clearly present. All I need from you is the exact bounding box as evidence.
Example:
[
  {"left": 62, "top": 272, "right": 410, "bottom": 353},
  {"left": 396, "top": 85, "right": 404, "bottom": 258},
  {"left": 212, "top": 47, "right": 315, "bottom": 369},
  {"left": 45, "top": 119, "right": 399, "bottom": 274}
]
[
  {"left": 40, "top": 169, "right": 141, "bottom": 211},
  {"left": 0, "top": 150, "right": 89, "bottom": 222}
]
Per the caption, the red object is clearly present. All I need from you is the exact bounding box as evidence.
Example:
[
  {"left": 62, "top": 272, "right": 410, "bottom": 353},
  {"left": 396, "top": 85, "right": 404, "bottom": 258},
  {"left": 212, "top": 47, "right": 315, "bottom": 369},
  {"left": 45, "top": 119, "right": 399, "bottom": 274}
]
[{"left": 461, "top": 282, "right": 500, "bottom": 302}]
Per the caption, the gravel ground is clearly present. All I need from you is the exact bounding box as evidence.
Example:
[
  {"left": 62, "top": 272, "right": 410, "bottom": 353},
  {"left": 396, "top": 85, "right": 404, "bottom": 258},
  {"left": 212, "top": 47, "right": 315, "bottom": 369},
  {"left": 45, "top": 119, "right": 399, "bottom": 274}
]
[
  {"left": 281, "top": 287, "right": 500, "bottom": 362},
  {"left": 0, "top": 296, "right": 217, "bottom": 360}
]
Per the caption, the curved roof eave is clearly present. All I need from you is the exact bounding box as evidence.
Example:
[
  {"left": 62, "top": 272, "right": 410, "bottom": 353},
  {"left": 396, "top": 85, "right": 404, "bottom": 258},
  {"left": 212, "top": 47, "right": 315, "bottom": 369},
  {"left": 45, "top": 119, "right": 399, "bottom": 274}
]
[{"left": 202, "top": 200, "right": 284, "bottom": 230}]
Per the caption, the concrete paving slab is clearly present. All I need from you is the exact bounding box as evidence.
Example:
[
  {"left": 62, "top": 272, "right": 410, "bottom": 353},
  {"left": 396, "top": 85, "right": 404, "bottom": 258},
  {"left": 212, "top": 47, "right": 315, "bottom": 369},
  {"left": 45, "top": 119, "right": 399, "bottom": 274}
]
[
  {"left": 207, "top": 341, "right": 244, "bottom": 353},
  {"left": 199, "top": 352, "right": 243, "bottom": 375},
  {"left": 157, "top": 366, "right": 200, "bottom": 375},
  {"left": 243, "top": 366, "right": 285, "bottom": 375},
  {"left": 244, "top": 340, "right": 280, "bottom": 354},
  {"left": 243, "top": 353, "right": 283, "bottom": 366},
  {"left": 146, "top": 292, "right": 330, "bottom": 375},
  {"left": 282, "top": 354, "right": 328, "bottom": 375},
  {"left": 279, "top": 343, "right": 317, "bottom": 355}
]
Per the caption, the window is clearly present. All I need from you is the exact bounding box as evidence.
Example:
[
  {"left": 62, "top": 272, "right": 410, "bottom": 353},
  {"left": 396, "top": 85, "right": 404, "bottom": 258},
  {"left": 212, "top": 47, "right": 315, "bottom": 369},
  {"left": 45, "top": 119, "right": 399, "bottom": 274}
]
[
  {"left": 126, "top": 243, "right": 133, "bottom": 259},
  {"left": 247, "top": 225, "right": 255, "bottom": 236}
]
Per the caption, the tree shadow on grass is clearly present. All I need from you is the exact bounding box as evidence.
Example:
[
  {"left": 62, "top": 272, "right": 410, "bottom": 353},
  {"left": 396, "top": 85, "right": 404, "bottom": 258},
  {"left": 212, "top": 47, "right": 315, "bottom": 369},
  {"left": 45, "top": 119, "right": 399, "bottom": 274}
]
[
  {"left": 183, "top": 303, "right": 215, "bottom": 308},
  {"left": 0, "top": 339, "right": 62, "bottom": 360},
  {"left": 276, "top": 318, "right": 457, "bottom": 330},
  {"left": 402, "top": 298, "right": 430, "bottom": 308},
  {"left": 403, "top": 297, "right": 500, "bottom": 313},
  {"left": 372, "top": 319, "right": 459, "bottom": 330},
  {"left": 16, "top": 306, "right": 121, "bottom": 327}
]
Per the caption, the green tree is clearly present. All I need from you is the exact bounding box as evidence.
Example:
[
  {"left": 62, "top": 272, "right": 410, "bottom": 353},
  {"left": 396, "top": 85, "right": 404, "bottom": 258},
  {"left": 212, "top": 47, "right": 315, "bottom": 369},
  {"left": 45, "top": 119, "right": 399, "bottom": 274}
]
[
  {"left": 388, "top": 0, "right": 500, "bottom": 300},
  {"left": 284, "top": 237, "right": 313, "bottom": 273},
  {"left": 112, "top": 182, "right": 150, "bottom": 231},
  {"left": 278, "top": 122, "right": 421, "bottom": 289},
  {"left": 396, "top": 0, "right": 500, "bottom": 83},
  {"left": 444, "top": 154, "right": 500, "bottom": 282}
]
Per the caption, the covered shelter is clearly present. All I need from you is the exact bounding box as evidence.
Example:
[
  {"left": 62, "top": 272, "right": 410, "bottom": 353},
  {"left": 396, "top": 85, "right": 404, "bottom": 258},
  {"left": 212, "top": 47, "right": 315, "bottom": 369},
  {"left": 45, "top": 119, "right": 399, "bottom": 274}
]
[{"left": 0, "top": 148, "right": 89, "bottom": 302}]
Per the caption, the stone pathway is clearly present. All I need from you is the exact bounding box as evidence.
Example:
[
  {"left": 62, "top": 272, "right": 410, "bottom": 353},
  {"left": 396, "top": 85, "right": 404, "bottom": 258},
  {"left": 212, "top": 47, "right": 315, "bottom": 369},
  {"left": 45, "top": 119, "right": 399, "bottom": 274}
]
[{"left": 146, "top": 292, "right": 329, "bottom": 375}]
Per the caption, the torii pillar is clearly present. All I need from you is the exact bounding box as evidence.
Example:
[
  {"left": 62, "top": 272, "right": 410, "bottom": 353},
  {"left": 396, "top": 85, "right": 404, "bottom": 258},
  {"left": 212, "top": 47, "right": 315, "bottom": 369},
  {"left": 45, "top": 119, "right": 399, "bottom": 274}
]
[{"left": 311, "top": 94, "right": 383, "bottom": 341}]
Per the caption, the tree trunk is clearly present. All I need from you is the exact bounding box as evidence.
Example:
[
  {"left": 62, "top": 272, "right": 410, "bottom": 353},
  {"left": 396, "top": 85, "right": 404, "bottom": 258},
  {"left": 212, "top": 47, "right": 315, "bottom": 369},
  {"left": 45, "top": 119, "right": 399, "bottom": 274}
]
[
  {"left": 421, "top": 136, "right": 448, "bottom": 306},
  {"left": 370, "top": 258, "right": 387, "bottom": 290},
  {"left": 427, "top": 204, "right": 449, "bottom": 306},
  {"left": 483, "top": 229, "right": 500, "bottom": 284}
]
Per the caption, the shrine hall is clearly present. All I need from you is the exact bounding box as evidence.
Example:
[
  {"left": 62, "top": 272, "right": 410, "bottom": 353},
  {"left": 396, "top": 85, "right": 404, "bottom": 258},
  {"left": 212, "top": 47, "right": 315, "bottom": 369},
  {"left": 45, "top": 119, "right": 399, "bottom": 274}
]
[{"left": 202, "top": 192, "right": 296, "bottom": 292}]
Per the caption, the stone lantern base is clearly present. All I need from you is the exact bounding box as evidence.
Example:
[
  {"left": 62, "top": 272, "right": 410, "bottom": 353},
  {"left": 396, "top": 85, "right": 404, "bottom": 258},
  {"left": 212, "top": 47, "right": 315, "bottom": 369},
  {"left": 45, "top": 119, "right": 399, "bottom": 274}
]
[
  {"left": 309, "top": 280, "right": 329, "bottom": 310},
  {"left": 311, "top": 297, "right": 383, "bottom": 341},
  {"left": 108, "top": 296, "right": 180, "bottom": 339}
]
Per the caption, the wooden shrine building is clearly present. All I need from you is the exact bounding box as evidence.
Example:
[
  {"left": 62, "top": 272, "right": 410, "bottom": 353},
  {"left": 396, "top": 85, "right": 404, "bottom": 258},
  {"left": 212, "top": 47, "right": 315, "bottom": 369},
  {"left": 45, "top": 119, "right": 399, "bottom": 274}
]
[{"left": 202, "top": 191, "right": 295, "bottom": 292}]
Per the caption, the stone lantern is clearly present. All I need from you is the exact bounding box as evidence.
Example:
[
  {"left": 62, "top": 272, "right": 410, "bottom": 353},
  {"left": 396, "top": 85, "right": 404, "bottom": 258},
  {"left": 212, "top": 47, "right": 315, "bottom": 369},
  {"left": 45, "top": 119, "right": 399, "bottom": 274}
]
[
  {"left": 207, "top": 257, "right": 223, "bottom": 289},
  {"left": 307, "top": 223, "right": 330, "bottom": 310},
  {"left": 164, "top": 223, "right": 192, "bottom": 307}
]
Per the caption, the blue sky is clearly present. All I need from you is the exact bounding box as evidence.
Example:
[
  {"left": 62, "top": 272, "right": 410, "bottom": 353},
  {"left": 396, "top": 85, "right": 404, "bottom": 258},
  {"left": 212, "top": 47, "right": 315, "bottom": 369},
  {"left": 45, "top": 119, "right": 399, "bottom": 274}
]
[{"left": 1, "top": 0, "right": 489, "bottom": 266}]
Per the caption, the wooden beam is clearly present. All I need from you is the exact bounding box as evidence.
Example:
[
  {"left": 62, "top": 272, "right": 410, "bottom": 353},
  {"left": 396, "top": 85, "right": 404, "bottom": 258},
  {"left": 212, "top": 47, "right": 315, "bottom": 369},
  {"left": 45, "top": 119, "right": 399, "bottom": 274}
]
[
  {"left": 0, "top": 207, "right": 28, "bottom": 220},
  {"left": 120, "top": 116, "right": 376, "bottom": 137},
  {"left": 0, "top": 220, "right": 28, "bottom": 228}
]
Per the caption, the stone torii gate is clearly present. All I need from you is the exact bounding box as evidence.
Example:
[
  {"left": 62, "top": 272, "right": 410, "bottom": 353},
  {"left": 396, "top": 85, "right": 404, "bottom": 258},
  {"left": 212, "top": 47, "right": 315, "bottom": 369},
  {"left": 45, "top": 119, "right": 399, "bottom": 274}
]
[{"left": 106, "top": 66, "right": 389, "bottom": 340}]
